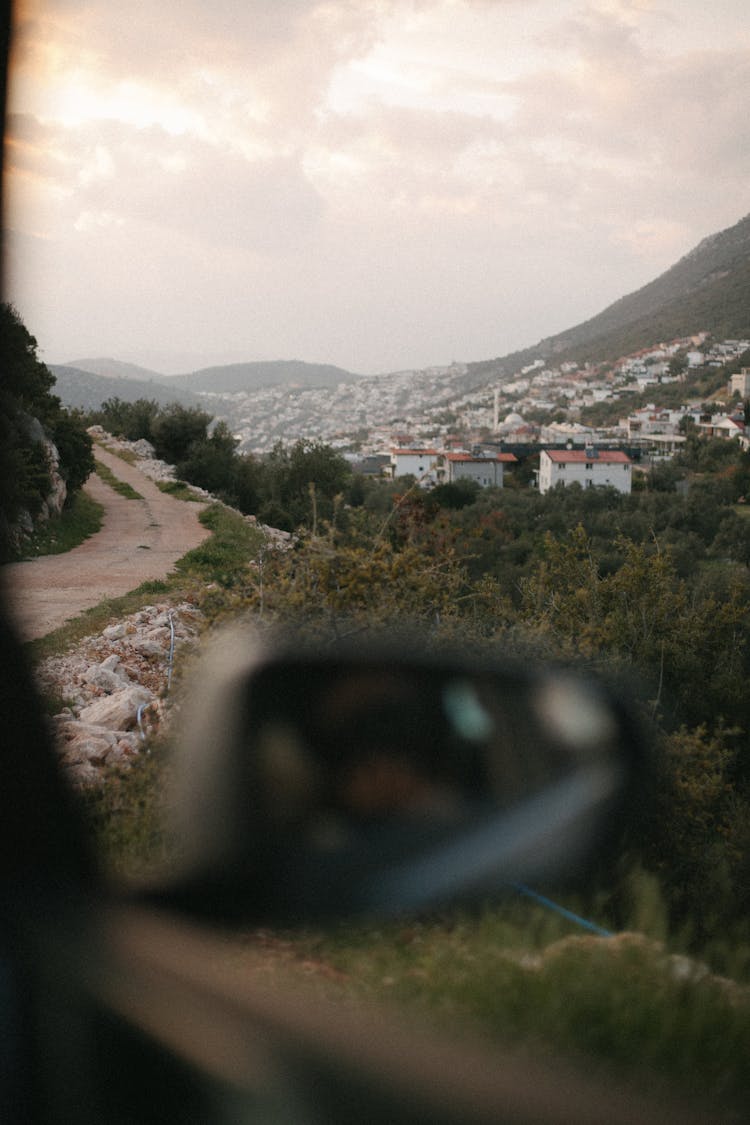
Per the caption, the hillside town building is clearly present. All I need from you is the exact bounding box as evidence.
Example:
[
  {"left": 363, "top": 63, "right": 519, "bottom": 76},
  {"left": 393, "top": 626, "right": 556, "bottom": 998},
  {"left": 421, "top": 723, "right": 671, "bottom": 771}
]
[
  {"left": 538, "top": 448, "right": 632, "bottom": 495},
  {"left": 388, "top": 448, "right": 439, "bottom": 480},
  {"left": 436, "top": 451, "right": 517, "bottom": 488},
  {"left": 730, "top": 368, "right": 750, "bottom": 398},
  {"left": 387, "top": 447, "right": 517, "bottom": 488}
]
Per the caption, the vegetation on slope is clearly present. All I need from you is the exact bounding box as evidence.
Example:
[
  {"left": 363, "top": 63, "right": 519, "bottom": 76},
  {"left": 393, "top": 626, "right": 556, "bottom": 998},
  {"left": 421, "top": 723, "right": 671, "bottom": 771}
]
[
  {"left": 18, "top": 490, "right": 103, "bottom": 558},
  {"left": 1, "top": 303, "right": 95, "bottom": 560},
  {"left": 468, "top": 211, "right": 750, "bottom": 381},
  {"left": 68, "top": 428, "right": 750, "bottom": 1115},
  {"left": 86, "top": 397, "right": 353, "bottom": 531}
]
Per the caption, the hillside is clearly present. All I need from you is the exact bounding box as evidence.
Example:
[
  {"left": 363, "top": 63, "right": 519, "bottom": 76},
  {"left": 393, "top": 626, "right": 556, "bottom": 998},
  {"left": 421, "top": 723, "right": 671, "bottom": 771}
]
[
  {"left": 52, "top": 211, "right": 750, "bottom": 415},
  {"left": 165, "top": 359, "right": 361, "bottom": 393},
  {"left": 467, "top": 211, "right": 750, "bottom": 384},
  {"left": 51, "top": 365, "right": 206, "bottom": 412},
  {"left": 64, "top": 357, "right": 165, "bottom": 381}
]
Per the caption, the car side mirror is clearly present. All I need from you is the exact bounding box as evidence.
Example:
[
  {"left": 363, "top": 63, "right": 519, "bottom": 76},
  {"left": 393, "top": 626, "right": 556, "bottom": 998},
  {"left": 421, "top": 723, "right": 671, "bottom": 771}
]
[{"left": 152, "top": 629, "right": 644, "bottom": 925}]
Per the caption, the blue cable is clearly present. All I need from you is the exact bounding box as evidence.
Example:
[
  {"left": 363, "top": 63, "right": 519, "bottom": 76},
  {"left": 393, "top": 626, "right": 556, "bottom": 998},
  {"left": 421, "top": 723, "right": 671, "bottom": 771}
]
[
  {"left": 167, "top": 611, "right": 175, "bottom": 693},
  {"left": 512, "top": 883, "right": 612, "bottom": 937}
]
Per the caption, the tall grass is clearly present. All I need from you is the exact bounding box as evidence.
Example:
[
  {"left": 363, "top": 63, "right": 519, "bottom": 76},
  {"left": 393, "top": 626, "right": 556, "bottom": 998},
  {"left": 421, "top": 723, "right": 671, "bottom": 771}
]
[{"left": 267, "top": 897, "right": 750, "bottom": 1111}]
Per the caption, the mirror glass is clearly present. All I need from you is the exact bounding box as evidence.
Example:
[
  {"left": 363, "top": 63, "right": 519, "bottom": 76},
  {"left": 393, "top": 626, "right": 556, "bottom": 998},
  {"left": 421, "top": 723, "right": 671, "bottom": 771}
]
[
  {"left": 246, "top": 662, "right": 621, "bottom": 830},
  {"left": 163, "top": 639, "right": 638, "bottom": 923},
  {"left": 188, "top": 656, "right": 634, "bottom": 921}
]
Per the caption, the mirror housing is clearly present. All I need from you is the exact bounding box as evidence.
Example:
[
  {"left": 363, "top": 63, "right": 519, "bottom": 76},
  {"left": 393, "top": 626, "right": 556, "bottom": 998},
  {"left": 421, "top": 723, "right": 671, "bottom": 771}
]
[{"left": 152, "top": 628, "right": 645, "bottom": 926}]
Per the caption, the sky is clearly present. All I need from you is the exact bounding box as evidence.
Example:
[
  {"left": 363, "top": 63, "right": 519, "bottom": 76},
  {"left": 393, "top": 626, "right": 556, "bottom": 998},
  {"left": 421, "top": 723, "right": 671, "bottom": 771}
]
[{"left": 5, "top": 0, "right": 750, "bottom": 376}]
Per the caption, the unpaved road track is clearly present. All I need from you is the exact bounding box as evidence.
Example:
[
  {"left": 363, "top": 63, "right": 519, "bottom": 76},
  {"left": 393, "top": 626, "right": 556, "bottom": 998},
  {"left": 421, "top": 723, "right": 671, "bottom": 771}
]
[{"left": 3, "top": 447, "right": 211, "bottom": 641}]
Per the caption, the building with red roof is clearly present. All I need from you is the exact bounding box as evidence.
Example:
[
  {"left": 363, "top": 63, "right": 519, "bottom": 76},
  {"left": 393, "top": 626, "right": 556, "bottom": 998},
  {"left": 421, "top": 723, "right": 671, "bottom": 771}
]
[{"left": 539, "top": 448, "right": 632, "bottom": 495}]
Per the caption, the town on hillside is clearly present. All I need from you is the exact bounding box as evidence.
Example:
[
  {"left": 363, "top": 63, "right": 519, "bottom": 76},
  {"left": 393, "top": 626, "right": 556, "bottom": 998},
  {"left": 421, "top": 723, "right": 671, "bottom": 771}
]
[{"left": 209, "top": 334, "right": 750, "bottom": 493}]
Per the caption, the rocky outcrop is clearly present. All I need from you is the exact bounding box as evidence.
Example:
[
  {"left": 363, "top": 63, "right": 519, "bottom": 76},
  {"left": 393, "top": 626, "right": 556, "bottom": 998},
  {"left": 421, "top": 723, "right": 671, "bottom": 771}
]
[
  {"left": 39, "top": 436, "right": 68, "bottom": 521},
  {"left": 37, "top": 601, "right": 203, "bottom": 786},
  {"left": 10, "top": 418, "right": 68, "bottom": 549}
]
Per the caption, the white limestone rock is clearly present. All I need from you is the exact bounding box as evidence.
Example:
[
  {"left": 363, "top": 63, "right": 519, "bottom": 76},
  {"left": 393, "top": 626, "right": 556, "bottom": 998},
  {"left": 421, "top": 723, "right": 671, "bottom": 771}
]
[{"left": 79, "top": 686, "right": 154, "bottom": 731}]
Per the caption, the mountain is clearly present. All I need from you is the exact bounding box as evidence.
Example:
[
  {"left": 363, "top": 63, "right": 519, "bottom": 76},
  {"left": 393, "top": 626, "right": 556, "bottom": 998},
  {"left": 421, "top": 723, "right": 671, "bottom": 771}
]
[
  {"left": 52, "top": 211, "right": 750, "bottom": 416},
  {"left": 50, "top": 365, "right": 206, "bottom": 412},
  {"left": 164, "top": 359, "right": 361, "bottom": 394},
  {"left": 63, "top": 357, "right": 166, "bottom": 381},
  {"left": 467, "top": 211, "right": 750, "bottom": 383}
]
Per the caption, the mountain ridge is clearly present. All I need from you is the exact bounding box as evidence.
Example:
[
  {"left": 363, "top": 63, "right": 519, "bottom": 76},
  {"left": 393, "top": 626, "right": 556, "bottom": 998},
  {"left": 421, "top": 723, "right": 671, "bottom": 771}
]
[
  {"left": 50, "top": 365, "right": 206, "bottom": 412},
  {"left": 466, "top": 211, "right": 750, "bottom": 386},
  {"left": 165, "top": 358, "right": 361, "bottom": 393},
  {"left": 63, "top": 357, "right": 165, "bottom": 382},
  {"left": 52, "top": 210, "right": 750, "bottom": 411}
]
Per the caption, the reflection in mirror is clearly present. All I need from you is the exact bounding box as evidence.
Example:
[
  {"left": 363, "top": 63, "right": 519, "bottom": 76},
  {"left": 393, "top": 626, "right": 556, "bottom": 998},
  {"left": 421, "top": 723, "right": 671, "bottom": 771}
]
[
  {"left": 248, "top": 664, "right": 622, "bottom": 820},
  {"left": 222, "top": 658, "right": 632, "bottom": 919},
  {"left": 162, "top": 637, "right": 638, "bottom": 926}
]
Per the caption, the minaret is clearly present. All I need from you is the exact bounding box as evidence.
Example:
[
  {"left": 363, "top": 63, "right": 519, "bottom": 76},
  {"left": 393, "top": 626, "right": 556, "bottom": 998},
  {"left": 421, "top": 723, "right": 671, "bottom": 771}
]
[{"left": 493, "top": 388, "right": 499, "bottom": 432}]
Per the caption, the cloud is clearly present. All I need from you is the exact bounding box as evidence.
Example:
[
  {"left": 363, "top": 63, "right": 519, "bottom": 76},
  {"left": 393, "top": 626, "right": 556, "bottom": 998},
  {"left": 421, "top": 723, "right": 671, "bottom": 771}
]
[
  {"left": 7, "top": 111, "right": 325, "bottom": 252},
  {"left": 73, "top": 126, "right": 325, "bottom": 252},
  {"left": 7, "top": 1, "right": 750, "bottom": 373}
]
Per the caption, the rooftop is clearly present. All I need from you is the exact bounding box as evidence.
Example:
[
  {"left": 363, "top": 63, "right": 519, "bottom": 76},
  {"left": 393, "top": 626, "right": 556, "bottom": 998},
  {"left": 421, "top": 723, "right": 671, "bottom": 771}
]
[{"left": 543, "top": 449, "right": 631, "bottom": 464}]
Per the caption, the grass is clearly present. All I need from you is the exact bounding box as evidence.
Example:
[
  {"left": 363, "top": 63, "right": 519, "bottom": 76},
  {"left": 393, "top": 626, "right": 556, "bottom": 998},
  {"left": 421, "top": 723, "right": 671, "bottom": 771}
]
[
  {"left": 94, "top": 458, "right": 143, "bottom": 499},
  {"left": 96, "top": 444, "right": 139, "bottom": 465},
  {"left": 18, "top": 490, "right": 103, "bottom": 558},
  {"left": 175, "top": 502, "right": 266, "bottom": 582},
  {"left": 156, "top": 479, "right": 206, "bottom": 502},
  {"left": 78, "top": 743, "right": 171, "bottom": 877},
  {"left": 35, "top": 481, "right": 750, "bottom": 1113},
  {"left": 77, "top": 736, "right": 750, "bottom": 1112},
  {"left": 231, "top": 902, "right": 750, "bottom": 1112},
  {"left": 77, "top": 726, "right": 750, "bottom": 1111}
]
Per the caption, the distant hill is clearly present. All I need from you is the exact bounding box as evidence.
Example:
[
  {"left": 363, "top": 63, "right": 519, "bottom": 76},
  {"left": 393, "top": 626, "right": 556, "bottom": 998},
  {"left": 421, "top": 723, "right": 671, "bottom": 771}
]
[
  {"left": 467, "top": 211, "right": 750, "bottom": 383},
  {"left": 63, "top": 357, "right": 166, "bottom": 382},
  {"left": 54, "top": 211, "right": 750, "bottom": 407},
  {"left": 165, "top": 359, "right": 361, "bottom": 394},
  {"left": 50, "top": 365, "right": 206, "bottom": 412}
]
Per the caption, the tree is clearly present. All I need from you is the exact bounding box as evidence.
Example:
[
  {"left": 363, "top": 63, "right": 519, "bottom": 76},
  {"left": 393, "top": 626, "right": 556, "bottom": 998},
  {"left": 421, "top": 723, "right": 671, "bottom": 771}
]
[
  {"left": 642, "top": 724, "right": 750, "bottom": 937},
  {"left": 0, "top": 304, "right": 93, "bottom": 559},
  {"left": 93, "top": 397, "right": 161, "bottom": 442},
  {"left": 50, "top": 409, "right": 95, "bottom": 494},
  {"left": 0, "top": 302, "right": 57, "bottom": 418},
  {"left": 151, "top": 404, "right": 212, "bottom": 465},
  {"left": 429, "top": 479, "right": 480, "bottom": 510},
  {"left": 175, "top": 421, "right": 238, "bottom": 497},
  {"left": 260, "top": 440, "right": 351, "bottom": 530},
  {"left": 668, "top": 352, "right": 687, "bottom": 378}
]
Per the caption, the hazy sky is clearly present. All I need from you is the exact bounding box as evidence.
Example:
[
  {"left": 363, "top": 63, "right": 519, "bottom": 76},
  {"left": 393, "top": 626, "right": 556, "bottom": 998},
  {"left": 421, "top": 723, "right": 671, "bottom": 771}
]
[{"left": 5, "top": 0, "right": 750, "bottom": 375}]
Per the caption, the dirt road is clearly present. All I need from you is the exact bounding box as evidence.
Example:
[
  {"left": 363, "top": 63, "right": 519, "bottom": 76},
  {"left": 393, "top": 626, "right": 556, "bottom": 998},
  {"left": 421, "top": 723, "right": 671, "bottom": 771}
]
[{"left": 3, "top": 447, "right": 211, "bottom": 641}]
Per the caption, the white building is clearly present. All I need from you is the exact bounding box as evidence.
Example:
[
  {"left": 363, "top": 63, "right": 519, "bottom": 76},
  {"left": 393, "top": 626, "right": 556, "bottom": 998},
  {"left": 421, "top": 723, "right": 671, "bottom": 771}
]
[
  {"left": 538, "top": 449, "right": 632, "bottom": 495},
  {"left": 697, "top": 415, "right": 746, "bottom": 441},
  {"left": 539, "top": 421, "right": 597, "bottom": 445},
  {"left": 437, "top": 452, "right": 517, "bottom": 488},
  {"left": 388, "top": 448, "right": 440, "bottom": 483},
  {"left": 730, "top": 369, "right": 750, "bottom": 398}
]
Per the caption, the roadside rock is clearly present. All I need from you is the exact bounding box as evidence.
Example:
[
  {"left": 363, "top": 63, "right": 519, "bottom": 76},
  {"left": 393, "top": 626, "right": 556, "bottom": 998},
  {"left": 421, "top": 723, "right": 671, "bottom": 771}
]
[
  {"left": 79, "top": 685, "right": 154, "bottom": 731},
  {"left": 83, "top": 659, "right": 132, "bottom": 693},
  {"left": 30, "top": 428, "right": 291, "bottom": 787},
  {"left": 36, "top": 600, "right": 204, "bottom": 787}
]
